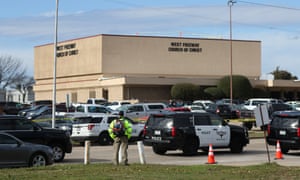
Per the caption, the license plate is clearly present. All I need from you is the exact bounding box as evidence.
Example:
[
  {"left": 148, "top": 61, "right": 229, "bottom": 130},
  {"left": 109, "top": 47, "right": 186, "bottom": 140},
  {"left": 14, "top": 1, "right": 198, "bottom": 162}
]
[
  {"left": 279, "top": 130, "right": 286, "bottom": 135},
  {"left": 152, "top": 136, "right": 162, "bottom": 141},
  {"left": 154, "top": 130, "right": 161, "bottom": 135}
]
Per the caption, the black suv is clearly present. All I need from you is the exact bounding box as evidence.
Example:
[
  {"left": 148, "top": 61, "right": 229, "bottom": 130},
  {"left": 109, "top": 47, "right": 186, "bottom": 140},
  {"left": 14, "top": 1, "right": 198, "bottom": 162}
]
[
  {"left": 0, "top": 115, "right": 72, "bottom": 162},
  {"left": 267, "top": 111, "right": 300, "bottom": 153},
  {"left": 0, "top": 101, "right": 27, "bottom": 115},
  {"left": 143, "top": 112, "right": 249, "bottom": 155}
]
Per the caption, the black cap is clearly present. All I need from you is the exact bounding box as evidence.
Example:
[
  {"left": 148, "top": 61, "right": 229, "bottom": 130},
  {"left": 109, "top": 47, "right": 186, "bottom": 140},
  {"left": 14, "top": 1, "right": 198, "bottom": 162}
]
[{"left": 119, "top": 111, "right": 124, "bottom": 116}]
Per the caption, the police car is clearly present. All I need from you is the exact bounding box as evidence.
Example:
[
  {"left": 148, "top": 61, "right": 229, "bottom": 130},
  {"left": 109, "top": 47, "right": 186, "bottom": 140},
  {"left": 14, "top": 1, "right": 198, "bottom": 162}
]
[
  {"left": 71, "top": 114, "right": 144, "bottom": 145},
  {"left": 143, "top": 112, "right": 249, "bottom": 155}
]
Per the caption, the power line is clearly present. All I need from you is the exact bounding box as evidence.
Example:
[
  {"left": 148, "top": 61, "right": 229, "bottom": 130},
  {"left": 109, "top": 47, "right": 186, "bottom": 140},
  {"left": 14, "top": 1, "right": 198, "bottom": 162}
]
[{"left": 238, "top": 0, "right": 300, "bottom": 11}]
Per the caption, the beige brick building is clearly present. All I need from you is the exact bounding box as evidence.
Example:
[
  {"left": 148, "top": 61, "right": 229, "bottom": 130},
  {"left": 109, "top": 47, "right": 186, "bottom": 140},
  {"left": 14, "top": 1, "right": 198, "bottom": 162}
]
[{"left": 33, "top": 34, "right": 300, "bottom": 103}]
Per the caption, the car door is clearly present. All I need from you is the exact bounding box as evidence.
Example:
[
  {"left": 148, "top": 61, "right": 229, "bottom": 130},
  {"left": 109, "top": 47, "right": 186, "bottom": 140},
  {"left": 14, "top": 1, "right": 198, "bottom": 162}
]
[
  {"left": 7, "top": 119, "right": 46, "bottom": 145},
  {"left": 209, "top": 114, "right": 230, "bottom": 147},
  {"left": 0, "top": 133, "right": 27, "bottom": 166},
  {"left": 194, "top": 115, "right": 215, "bottom": 147}
]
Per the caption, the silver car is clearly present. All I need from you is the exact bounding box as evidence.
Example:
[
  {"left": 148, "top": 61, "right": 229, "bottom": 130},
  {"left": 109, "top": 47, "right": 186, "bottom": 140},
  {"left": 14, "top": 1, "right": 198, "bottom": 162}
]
[{"left": 0, "top": 132, "right": 54, "bottom": 168}]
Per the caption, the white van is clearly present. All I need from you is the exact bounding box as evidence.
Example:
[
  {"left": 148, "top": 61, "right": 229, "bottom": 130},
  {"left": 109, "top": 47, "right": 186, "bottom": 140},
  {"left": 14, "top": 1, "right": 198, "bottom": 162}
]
[
  {"left": 86, "top": 98, "right": 107, "bottom": 105},
  {"left": 243, "top": 98, "right": 283, "bottom": 110}
]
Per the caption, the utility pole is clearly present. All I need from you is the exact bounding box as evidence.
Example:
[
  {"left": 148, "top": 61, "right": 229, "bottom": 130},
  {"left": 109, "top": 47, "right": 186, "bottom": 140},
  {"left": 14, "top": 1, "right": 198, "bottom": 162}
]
[
  {"left": 228, "top": 0, "right": 236, "bottom": 105},
  {"left": 52, "top": 0, "right": 59, "bottom": 128}
]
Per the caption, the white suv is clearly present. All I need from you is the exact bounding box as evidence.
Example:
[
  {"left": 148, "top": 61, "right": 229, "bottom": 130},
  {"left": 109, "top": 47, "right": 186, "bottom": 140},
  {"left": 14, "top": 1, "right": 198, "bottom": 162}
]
[{"left": 71, "top": 114, "right": 144, "bottom": 145}]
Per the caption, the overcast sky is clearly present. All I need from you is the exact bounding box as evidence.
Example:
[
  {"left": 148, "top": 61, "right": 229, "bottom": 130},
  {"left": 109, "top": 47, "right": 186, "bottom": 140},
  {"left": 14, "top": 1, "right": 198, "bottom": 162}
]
[{"left": 1, "top": 0, "right": 300, "bottom": 78}]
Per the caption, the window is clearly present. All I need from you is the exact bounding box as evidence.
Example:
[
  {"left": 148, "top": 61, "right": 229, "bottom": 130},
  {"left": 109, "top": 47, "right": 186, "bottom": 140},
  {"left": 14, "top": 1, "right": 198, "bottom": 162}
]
[
  {"left": 0, "top": 134, "right": 17, "bottom": 144},
  {"left": 0, "top": 119, "right": 13, "bottom": 130},
  {"left": 272, "top": 117, "right": 299, "bottom": 128},
  {"left": 90, "top": 117, "right": 102, "bottom": 123},
  {"left": 15, "top": 120, "right": 34, "bottom": 130},
  {"left": 76, "top": 106, "right": 85, "bottom": 112},
  {"left": 174, "top": 114, "right": 193, "bottom": 127},
  {"left": 107, "top": 117, "right": 117, "bottom": 124},
  {"left": 88, "top": 106, "right": 97, "bottom": 113},
  {"left": 148, "top": 105, "right": 165, "bottom": 110},
  {"left": 129, "top": 106, "right": 144, "bottom": 112},
  {"left": 210, "top": 114, "right": 224, "bottom": 126},
  {"left": 194, "top": 115, "right": 210, "bottom": 125},
  {"left": 94, "top": 107, "right": 108, "bottom": 113},
  {"left": 73, "top": 117, "right": 103, "bottom": 124}
]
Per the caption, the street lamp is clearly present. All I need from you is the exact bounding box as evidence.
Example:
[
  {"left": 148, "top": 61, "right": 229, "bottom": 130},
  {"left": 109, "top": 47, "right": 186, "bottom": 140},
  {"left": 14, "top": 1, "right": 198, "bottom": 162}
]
[
  {"left": 228, "top": 0, "right": 236, "bottom": 105},
  {"left": 52, "top": 0, "right": 59, "bottom": 128}
]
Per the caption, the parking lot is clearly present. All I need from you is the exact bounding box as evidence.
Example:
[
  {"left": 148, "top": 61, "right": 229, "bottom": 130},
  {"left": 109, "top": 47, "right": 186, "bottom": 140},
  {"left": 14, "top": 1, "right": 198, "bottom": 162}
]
[{"left": 62, "top": 138, "right": 300, "bottom": 167}]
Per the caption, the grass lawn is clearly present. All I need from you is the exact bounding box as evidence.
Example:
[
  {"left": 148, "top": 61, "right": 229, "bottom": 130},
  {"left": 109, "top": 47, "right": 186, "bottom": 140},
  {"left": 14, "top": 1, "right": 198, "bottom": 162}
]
[{"left": 1, "top": 163, "right": 299, "bottom": 180}]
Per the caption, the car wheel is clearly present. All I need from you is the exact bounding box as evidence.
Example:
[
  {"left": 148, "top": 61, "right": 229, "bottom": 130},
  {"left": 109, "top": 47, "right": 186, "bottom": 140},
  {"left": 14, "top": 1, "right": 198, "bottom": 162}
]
[
  {"left": 29, "top": 153, "right": 47, "bottom": 167},
  {"left": 183, "top": 137, "right": 198, "bottom": 155},
  {"left": 230, "top": 138, "right": 243, "bottom": 153},
  {"left": 51, "top": 144, "right": 65, "bottom": 162},
  {"left": 152, "top": 144, "right": 167, "bottom": 155},
  {"left": 98, "top": 132, "right": 112, "bottom": 145}
]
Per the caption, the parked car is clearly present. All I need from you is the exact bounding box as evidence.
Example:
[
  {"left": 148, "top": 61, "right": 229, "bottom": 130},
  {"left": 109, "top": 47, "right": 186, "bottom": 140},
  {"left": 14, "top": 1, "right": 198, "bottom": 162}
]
[
  {"left": 285, "top": 101, "right": 300, "bottom": 110},
  {"left": 187, "top": 105, "right": 206, "bottom": 113},
  {"left": 192, "top": 100, "right": 214, "bottom": 109},
  {"left": 238, "top": 105, "right": 256, "bottom": 130},
  {"left": 206, "top": 103, "right": 238, "bottom": 119},
  {"left": 31, "top": 100, "right": 53, "bottom": 106},
  {"left": 0, "top": 101, "right": 28, "bottom": 115},
  {"left": 116, "top": 103, "right": 167, "bottom": 121},
  {"left": 243, "top": 98, "right": 283, "bottom": 110},
  {"left": 0, "top": 132, "right": 54, "bottom": 168},
  {"left": 143, "top": 111, "right": 249, "bottom": 155},
  {"left": 216, "top": 99, "right": 244, "bottom": 105},
  {"left": 0, "top": 115, "right": 72, "bottom": 162},
  {"left": 18, "top": 105, "right": 46, "bottom": 117},
  {"left": 267, "top": 111, "right": 300, "bottom": 154},
  {"left": 86, "top": 98, "right": 108, "bottom": 105},
  {"left": 107, "top": 101, "right": 131, "bottom": 110},
  {"left": 25, "top": 106, "right": 66, "bottom": 120},
  {"left": 164, "top": 107, "right": 191, "bottom": 112},
  {"left": 73, "top": 103, "right": 113, "bottom": 114},
  {"left": 33, "top": 114, "right": 73, "bottom": 135},
  {"left": 71, "top": 114, "right": 144, "bottom": 145}
]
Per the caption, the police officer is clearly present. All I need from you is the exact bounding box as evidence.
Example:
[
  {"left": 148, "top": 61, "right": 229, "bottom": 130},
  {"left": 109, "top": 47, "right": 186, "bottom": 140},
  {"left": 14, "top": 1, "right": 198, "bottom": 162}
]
[{"left": 108, "top": 111, "right": 132, "bottom": 165}]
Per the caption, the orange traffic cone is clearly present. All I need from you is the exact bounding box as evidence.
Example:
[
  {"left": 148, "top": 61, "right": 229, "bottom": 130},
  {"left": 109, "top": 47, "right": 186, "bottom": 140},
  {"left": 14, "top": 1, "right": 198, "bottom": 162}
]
[
  {"left": 206, "top": 144, "right": 216, "bottom": 164},
  {"left": 275, "top": 140, "right": 284, "bottom": 160}
]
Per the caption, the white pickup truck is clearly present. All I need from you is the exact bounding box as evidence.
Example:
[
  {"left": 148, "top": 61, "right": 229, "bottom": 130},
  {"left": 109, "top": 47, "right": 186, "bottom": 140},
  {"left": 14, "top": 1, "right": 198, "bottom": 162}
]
[{"left": 117, "top": 103, "right": 167, "bottom": 121}]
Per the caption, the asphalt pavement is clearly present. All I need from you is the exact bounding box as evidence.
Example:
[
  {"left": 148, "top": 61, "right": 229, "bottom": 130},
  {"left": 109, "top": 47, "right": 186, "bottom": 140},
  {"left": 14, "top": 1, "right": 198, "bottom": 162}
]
[{"left": 62, "top": 138, "right": 300, "bottom": 167}]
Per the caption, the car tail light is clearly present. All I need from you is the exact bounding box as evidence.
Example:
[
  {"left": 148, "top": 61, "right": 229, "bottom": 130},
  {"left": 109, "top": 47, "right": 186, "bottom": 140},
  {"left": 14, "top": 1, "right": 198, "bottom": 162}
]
[
  {"left": 171, "top": 127, "right": 176, "bottom": 137},
  {"left": 267, "top": 124, "right": 271, "bottom": 135},
  {"left": 236, "top": 110, "right": 241, "bottom": 118},
  {"left": 297, "top": 128, "right": 300, "bottom": 137},
  {"left": 143, "top": 125, "right": 147, "bottom": 136},
  {"left": 88, "top": 124, "right": 95, "bottom": 130}
]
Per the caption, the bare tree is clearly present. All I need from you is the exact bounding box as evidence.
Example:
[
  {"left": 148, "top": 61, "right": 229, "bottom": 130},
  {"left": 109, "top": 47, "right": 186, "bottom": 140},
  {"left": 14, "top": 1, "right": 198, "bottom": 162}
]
[
  {"left": 11, "top": 76, "right": 35, "bottom": 103},
  {"left": 0, "top": 55, "right": 26, "bottom": 90}
]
